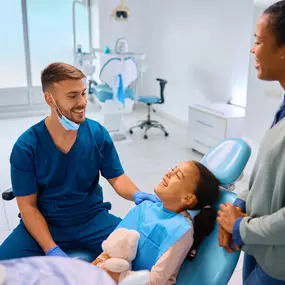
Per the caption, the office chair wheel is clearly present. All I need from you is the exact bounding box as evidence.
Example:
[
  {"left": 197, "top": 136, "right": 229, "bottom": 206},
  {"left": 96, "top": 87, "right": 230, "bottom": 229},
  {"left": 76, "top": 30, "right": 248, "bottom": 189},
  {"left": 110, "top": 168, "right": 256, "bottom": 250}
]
[
  {"left": 165, "top": 132, "right": 169, "bottom": 137},
  {"left": 144, "top": 135, "right": 148, "bottom": 139},
  {"left": 129, "top": 130, "right": 133, "bottom": 134},
  {"left": 140, "top": 126, "right": 144, "bottom": 129}
]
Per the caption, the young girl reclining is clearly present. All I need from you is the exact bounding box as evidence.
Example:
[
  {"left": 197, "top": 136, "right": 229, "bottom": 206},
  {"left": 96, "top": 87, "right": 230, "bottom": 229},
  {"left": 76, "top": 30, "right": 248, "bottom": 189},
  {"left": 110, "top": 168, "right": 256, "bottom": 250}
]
[{"left": 94, "top": 160, "right": 220, "bottom": 285}]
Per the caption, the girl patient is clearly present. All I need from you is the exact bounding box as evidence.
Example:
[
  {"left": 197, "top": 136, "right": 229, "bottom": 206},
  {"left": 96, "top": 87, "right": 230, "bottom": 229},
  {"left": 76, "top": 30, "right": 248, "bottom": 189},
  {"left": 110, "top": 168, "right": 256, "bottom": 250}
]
[{"left": 94, "top": 160, "right": 220, "bottom": 285}]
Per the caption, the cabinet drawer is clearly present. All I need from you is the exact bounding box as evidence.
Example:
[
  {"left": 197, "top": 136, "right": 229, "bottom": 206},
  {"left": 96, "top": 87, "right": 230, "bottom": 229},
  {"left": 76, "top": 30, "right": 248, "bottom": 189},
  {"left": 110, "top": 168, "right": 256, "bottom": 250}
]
[
  {"left": 189, "top": 130, "right": 220, "bottom": 155},
  {"left": 188, "top": 108, "right": 226, "bottom": 140}
]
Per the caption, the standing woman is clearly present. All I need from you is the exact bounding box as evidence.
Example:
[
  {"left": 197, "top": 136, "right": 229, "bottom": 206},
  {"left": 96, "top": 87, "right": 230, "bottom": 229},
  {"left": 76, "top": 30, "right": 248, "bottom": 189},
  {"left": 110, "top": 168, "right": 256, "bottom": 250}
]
[{"left": 217, "top": 1, "right": 285, "bottom": 284}]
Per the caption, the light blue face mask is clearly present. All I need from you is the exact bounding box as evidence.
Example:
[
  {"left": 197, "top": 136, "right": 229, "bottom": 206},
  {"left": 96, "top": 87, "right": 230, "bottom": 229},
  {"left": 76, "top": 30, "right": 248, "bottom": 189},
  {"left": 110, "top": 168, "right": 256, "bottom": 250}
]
[
  {"left": 58, "top": 114, "right": 80, "bottom": 131},
  {"left": 51, "top": 96, "right": 80, "bottom": 131}
]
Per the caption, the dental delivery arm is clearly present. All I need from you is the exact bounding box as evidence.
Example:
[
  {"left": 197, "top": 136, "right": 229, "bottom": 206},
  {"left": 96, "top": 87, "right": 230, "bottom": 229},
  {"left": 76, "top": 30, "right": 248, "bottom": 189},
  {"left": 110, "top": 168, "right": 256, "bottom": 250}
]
[{"left": 16, "top": 194, "right": 56, "bottom": 253}]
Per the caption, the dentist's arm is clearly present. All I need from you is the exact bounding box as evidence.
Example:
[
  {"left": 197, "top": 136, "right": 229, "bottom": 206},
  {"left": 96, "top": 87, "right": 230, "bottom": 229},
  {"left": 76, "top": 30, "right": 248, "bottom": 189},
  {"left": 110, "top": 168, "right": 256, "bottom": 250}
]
[
  {"left": 16, "top": 194, "right": 59, "bottom": 253},
  {"left": 108, "top": 174, "right": 139, "bottom": 201},
  {"left": 100, "top": 127, "right": 138, "bottom": 202},
  {"left": 100, "top": 127, "right": 160, "bottom": 204},
  {"left": 108, "top": 174, "right": 161, "bottom": 204},
  {"left": 10, "top": 143, "right": 67, "bottom": 257}
]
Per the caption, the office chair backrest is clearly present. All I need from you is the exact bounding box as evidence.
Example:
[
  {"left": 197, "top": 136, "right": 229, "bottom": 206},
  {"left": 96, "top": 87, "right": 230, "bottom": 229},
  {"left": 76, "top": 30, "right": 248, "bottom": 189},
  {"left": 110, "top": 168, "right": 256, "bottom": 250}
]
[{"left": 156, "top": 78, "right": 167, "bottom": 104}]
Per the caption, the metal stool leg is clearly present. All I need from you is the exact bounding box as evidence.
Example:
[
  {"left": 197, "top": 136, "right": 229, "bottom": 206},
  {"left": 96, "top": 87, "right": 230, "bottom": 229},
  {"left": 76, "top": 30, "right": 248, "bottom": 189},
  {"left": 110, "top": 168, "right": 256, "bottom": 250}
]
[
  {"left": 143, "top": 125, "right": 151, "bottom": 139},
  {"left": 151, "top": 123, "right": 169, "bottom": 137}
]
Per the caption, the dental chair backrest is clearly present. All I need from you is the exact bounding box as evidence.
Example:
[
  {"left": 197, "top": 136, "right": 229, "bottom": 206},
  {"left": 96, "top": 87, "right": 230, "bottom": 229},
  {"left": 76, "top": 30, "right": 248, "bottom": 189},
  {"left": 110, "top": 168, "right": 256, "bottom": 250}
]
[
  {"left": 176, "top": 138, "right": 251, "bottom": 285},
  {"left": 201, "top": 138, "right": 251, "bottom": 191},
  {"left": 97, "top": 56, "right": 138, "bottom": 105}
]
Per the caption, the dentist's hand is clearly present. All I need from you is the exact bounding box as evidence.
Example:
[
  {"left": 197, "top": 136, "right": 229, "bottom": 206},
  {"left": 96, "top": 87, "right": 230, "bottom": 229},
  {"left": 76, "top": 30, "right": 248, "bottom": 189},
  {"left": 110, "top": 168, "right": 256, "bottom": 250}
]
[
  {"left": 45, "top": 245, "right": 69, "bottom": 258},
  {"left": 133, "top": 192, "right": 161, "bottom": 205}
]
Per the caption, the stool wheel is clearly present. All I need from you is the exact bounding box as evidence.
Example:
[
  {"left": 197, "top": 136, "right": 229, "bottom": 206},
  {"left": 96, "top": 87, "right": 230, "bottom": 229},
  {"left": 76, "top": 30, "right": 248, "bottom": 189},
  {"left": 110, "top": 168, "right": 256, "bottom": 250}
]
[
  {"left": 165, "top": 132, "right": 169, "bottom": 137},
  {"left": 144, "top": 135, "right": 148, "bottom": 139},
  {"left": 129, "top": 130, "right": 133, "bottom": 134}
]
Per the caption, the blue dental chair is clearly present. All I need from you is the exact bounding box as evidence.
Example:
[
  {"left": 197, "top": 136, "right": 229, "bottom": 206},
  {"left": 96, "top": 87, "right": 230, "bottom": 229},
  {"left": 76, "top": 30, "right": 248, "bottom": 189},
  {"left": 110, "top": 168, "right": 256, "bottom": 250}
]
[
  {"left": 177, "top": 138, "right": 251, "bottom": 285},
  {"left": 1, "top": 138, "right": 251, "bottom": 284},
  {"left": 90, "top": 56, "right": 138, "bottom": 105}
]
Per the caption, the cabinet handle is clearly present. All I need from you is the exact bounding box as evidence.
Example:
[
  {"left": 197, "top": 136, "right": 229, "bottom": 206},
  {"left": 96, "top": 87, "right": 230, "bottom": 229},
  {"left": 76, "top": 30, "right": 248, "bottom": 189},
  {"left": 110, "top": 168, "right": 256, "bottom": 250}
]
[
  {"left": 194, "top": 140, "right": 211, "bottom": 149},
  {"left": 194, "top": 104, "right": 225, "bottom": 115},
  {"left": 196, "top": 120, "right": 213, "bottom": 128}
]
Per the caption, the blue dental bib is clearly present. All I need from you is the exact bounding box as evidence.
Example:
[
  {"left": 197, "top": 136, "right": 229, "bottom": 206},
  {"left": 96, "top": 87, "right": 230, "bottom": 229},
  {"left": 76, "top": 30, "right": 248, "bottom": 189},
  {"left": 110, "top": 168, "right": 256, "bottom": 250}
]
[{"left": 117, "top": 201, "right": 192, "bottom": 271}]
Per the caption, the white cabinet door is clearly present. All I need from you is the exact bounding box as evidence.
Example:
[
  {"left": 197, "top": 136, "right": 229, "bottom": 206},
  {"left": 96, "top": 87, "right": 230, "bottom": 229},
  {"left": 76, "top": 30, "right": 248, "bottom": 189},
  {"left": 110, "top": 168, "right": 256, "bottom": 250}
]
[
  {"left": 189, "top": 129, "right": 220, "bottom": 155},
  {"left": 188, "top": 108, "right": 226, "bottom": 140}
]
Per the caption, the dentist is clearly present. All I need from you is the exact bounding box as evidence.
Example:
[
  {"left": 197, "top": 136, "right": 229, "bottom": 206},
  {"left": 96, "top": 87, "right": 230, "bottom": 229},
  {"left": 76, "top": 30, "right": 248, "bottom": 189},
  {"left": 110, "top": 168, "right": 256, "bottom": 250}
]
[
  {"left": 0, "top": 62, "right": 159, "bottom": 260},
  {"left": 218, "top": 1, "right": 285, "bottom": 284}
]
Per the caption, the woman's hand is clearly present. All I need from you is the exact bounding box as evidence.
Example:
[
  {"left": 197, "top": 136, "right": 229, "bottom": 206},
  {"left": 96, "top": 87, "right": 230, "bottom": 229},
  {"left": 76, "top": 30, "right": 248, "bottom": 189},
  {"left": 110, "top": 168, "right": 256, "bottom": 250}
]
[
  {"left": 218, "top": 225, "right": 235, "bottom": 253},
  {"left": 217, "top": 202, "right": 247, "bottom": 233}
]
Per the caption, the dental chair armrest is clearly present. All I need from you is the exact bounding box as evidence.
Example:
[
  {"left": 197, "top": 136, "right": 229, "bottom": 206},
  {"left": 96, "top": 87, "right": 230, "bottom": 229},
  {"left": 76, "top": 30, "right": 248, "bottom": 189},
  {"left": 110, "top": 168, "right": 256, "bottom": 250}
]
[{"left": 2, "top": 188, "right": 15, "bottom": 201}]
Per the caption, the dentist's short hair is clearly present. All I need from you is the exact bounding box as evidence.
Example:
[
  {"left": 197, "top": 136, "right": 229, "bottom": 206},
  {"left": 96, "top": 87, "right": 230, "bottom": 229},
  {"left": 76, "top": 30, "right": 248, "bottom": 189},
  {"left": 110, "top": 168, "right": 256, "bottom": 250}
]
[{"left": 41, "top": 62, "right": 85, "bottom": 92}]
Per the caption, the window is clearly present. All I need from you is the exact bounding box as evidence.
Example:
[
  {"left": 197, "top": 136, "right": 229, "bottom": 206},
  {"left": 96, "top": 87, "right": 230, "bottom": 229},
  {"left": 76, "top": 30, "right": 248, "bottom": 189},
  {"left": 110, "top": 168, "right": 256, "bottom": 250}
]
[
  {"left": 0, "top": 0, "right": 27, "bottom": 88},
  {"left": 74, "top": 1, "right": 90, "bottom": 53},
  {"left": 27, "top": 0, "right": 75, "bottom": 86}
]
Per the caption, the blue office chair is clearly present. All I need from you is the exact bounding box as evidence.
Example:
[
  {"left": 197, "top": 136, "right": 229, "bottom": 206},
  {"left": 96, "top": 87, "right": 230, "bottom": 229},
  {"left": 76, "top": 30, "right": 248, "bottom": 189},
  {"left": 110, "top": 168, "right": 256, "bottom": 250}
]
[
  {"left": 2, "top": 137, "right": 251, "bottom": 283},
  {"left": 129, "top": 78, "right": 169, "bottom": 139}
]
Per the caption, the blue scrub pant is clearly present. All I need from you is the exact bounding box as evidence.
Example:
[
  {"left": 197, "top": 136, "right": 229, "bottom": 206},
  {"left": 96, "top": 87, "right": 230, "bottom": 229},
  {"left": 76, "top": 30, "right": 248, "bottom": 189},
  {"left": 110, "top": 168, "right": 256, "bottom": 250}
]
[
  {"left": 0, "top": 209, "right": 121, "bottom": 260},
  {"left": 243, "top": 253, "right": 285, "bottom": 285}
]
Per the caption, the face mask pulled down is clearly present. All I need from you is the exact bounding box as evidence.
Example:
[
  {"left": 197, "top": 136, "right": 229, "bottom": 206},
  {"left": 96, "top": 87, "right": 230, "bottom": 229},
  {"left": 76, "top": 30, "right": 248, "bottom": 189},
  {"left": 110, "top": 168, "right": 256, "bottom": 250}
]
[{"left": 51, "top": 96, "right": 80, "bottom": 131}]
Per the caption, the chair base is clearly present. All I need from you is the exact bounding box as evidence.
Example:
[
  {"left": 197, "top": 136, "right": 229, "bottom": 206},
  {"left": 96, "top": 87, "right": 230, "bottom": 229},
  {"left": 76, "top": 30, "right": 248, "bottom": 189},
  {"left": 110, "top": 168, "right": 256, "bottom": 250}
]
[{"left": 129, "top": 120, "right": 169, "bottom": 139}]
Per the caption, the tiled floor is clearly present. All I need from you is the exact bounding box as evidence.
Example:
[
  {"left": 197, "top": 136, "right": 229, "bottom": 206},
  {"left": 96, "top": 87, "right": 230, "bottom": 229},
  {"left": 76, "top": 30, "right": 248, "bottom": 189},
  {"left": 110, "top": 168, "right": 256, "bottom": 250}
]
[{"left": 0, "top": 104, "right": 244, "bottom": 284}]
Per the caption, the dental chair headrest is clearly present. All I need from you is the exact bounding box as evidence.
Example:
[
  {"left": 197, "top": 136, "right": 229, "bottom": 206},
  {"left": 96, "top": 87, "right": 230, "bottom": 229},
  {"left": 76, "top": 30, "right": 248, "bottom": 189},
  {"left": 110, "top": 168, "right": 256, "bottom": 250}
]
[{"left": 201, "top": 138, "right": 251, "bottom": 186}]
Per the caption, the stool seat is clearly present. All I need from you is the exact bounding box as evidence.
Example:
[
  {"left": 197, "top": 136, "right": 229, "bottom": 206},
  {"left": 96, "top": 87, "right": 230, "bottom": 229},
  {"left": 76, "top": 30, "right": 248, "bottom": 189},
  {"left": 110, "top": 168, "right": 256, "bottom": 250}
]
[{"left": 138, "top": 96, "right": 161, "bottom": 104}]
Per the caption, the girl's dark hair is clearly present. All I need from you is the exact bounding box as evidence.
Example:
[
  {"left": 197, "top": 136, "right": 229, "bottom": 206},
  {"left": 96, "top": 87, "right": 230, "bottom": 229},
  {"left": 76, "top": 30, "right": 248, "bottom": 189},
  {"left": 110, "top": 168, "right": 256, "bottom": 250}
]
[
  {"left": 186, "top": 161, "right": 220, "bottom": 260},
  {"left": 264, "top": 1, "right": 285, "bottom": 46}
]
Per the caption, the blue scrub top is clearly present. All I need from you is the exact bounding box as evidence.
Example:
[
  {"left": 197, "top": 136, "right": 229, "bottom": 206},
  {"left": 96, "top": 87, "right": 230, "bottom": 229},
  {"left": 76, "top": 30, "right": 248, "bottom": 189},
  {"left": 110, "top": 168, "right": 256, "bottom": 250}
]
[{"left": 10, "top": 118, "right": 124, "bottom": 227}]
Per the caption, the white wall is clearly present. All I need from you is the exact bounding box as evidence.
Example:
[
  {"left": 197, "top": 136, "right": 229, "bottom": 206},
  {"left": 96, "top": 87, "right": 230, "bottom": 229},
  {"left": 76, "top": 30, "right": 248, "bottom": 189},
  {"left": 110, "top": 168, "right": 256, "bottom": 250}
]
[
  {"left": 91, "top": 0, "right": 146, "bottom": 52},
  {"left": 91, "top": 0, "right": 285, "bottom": 176},
  {"left": 242, "top": 3, "right": 284, "bottom": 174},
  {"left": 141, "top": 0, "right": 254, "bottom": 123},
  {"left": 92, "top": 0, "right": 254, "bottom": 123},
  {"left": 90, "top": 0, "right": 147, "bottom": 84}
]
